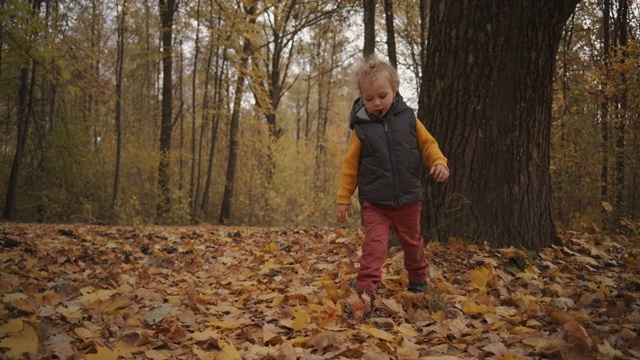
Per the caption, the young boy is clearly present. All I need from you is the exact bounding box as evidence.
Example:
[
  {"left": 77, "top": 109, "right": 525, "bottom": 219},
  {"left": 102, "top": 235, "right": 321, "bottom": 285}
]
[{"left": 336, "top": 55, "right": 449, "bottom": 299}]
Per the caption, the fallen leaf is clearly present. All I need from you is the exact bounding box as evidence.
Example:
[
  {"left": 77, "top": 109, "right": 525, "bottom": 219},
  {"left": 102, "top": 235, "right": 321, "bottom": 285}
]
[
  {"left": 290, "top": 306, "right": 311, "bottom": 330},
  {"left": 360, "top": 324, "right": 395, "bottom": 341},
  {"left": 86, "top": 345, "right": 119, "bottom": 360},
  {"left": 396, "top": 323, "right": 420, "bottom": 337},
  {"left": 0, "top": 322, "right": 39, "bottom": 358},
  {"left": 469, "top": 266, "right": 493, "bottom": 289},
  {"left": 563, "top": 320, "right": 593, "bottom": 350}
]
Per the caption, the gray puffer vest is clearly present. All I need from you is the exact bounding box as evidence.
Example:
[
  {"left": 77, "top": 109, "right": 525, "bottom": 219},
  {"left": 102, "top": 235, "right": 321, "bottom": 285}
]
[{"left": 350, "top": 93, "right": 423, "bottom": 206}]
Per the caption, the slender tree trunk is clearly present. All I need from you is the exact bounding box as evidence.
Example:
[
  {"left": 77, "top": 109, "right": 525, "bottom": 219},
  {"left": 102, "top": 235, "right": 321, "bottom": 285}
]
[
  {"left": 196, "top": 14, "right": 223, "bottom": 215},
  {"left": 363, "top": 0, "right": 375, "bottom": 57},
  {"left": 3, "top": 66, "right": 32, "bottom": 220},
  {"left": 177, "top": 40, "right": 186, "bottom": 192},
  {"left": 423, "top": 0, "right": 580, "bottom": 249},
  {"left": 112, "top": 0, "right": 127, "bottom": 215},
  {"left": 417, "top": 0, "right": 429, "bottom": 124},
  {"left": 383, "top": 0, "right": 396, "bottom": 68},
  {"left": 219, "top": 3, "right": 256, "bottom": 224},
  {"left": 190, "top": 0, "right": 201, "bottom": 215},
  {"left": 199, "top": 59, "right": 224, "bottom": 217},
  {"left": 0, "top": 0, "right": 4, "bottom": 82},
  {"left": 601, "top": 0, "right": 610, "bottom": 202},
  {"left": 157, "top": 0, "right": 177, "bottom": 222},
  {"left": 614, "top": 0, "right": 627, "bottom": 215}
]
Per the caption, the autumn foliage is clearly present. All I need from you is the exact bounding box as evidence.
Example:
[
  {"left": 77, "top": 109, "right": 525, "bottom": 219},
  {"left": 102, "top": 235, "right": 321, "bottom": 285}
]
[{"left": 0, "top": 223, "right": 638, "bottom": 359}]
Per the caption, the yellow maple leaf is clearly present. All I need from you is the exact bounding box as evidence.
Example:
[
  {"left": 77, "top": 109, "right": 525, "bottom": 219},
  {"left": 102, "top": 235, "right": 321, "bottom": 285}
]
[
  {"left": 469, "top": 266, "right": 492, "bottom": 289},
  {"left": 0, "top": 322, "right": 38, "bottom": 358},
  {"left": 73, "top": 327, "right": 98, "bottom": 340},
  {"left": 359, "top": 324, "right": 395, "bottom": 341},
  {"left": 290, "top": 306, "right": 311, "bottom": 331},
  {"left": 0, "top": 318, "right": 24, "bottom": 333},
  {"left": 395, "top": 323, "right": 419, "bottom": 337},
  {"left": 462, "top": 301, "right": 493, "bottom": 314}
]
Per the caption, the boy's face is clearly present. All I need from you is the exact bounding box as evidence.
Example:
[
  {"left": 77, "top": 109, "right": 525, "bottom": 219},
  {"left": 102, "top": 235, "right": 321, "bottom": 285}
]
[{"left": 360, "top": 76, "right": 396, "bottom": 118}]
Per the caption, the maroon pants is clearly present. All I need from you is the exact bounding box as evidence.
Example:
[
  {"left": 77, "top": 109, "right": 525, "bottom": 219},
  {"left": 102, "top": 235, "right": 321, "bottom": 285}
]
[{"left": 356, "top": 201, "right": 429, "bottom": 295}]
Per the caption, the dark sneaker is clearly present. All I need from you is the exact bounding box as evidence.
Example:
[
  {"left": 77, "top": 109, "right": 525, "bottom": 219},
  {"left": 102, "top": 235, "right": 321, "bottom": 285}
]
[{"left": 407, "top": 281, "right": 427, "bottom": 293}]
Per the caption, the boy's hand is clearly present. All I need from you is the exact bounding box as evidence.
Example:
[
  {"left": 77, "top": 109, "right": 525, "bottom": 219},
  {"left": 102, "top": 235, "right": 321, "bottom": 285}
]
[
  {"left": 429, "top": 164, "right": 449, "bottom": 182},
  {"left": 336, "top": 204, "right": 352, "bottom": 223}
]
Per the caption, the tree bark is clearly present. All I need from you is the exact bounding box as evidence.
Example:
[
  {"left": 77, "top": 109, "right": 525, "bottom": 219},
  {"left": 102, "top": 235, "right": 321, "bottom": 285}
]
[
  {"left": 417, "top": 0, "right": 429, "bottom": 125},
  {"left": 614, "top": 0, "right": 627, "bottom": 215},
  {"left": 201, "top": 18, "right": 227, "bottom": 218},
  {"left": 363, "top": 0, "right": 375, "bottom": 57},
  {"left": 600, "top": 0, "right": 611, "bottom": 202},
  {"left": 219, "top": 2, "right": 256, "bottom": 224},
  {"left": 157, "top": 0, "right": 177, "bottom": 222},
  {"left": 3, "top": 66, "right": 33, "bottom": 220},
  {"left": 422, "top": 0, "right": 580, "bottom": 250},
  {"left": 383, "top": 0, "right": 397, "bottom": 68},
  {"left": 112, "top": 0, "right": 127, "bottom": 215},
  {"left": 190, "top": 0, "right": 201, "bottom": 216}
]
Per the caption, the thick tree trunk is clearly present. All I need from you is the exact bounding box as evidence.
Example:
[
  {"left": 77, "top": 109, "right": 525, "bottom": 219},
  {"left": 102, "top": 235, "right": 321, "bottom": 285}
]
[{"left": 423, "top": 1, "right": 580, "bottom": 250}]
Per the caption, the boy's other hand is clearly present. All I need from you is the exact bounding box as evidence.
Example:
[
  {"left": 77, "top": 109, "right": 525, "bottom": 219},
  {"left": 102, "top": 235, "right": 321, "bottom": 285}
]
[
  {"left": 429, "top": 164, "right": 449, "bottom": 182},
  {"left": 336, "top": 204, "right": 352, "bottom": 223}
]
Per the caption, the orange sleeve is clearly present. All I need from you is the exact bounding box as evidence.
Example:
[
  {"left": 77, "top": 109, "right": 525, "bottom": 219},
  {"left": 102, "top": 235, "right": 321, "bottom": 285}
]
[
  {"left": 337, "top": 130, "right": 361, "bottom": 204},
  {"left": 416, "top": 119, "right": 448, "bottom": 169}
]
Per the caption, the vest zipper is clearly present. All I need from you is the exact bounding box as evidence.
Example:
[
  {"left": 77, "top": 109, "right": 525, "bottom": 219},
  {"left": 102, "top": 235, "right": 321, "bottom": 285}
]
[{"left": 383, "top": 121, "right": 400, "bottom": 205}]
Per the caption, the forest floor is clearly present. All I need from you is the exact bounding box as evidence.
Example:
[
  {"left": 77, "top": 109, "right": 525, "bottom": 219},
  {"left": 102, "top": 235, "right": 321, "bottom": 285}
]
[{"left": 0, "top": 222, "right": 639, "bottom": 360}]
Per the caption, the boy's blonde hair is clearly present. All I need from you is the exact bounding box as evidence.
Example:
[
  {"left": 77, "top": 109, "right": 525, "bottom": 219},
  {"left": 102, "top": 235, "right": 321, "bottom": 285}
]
[{"left": 354, "top": 55, "right": 400, "bottom": 94}]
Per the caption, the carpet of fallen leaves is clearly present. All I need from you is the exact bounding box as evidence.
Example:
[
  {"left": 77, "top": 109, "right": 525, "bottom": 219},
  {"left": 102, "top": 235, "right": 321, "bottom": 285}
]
[{"left": 0, "top": 222, "right": 639, "bottom": 360}]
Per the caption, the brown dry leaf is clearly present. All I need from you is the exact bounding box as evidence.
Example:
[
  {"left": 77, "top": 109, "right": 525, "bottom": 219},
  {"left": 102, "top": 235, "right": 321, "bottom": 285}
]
[
  {"left": 347, "top": 291, "right": 371, "bottom": 322},
  {"left": 86, "top": 345, "right": 119, "bottom": 360},
  {"left": 167, "top": 319, "right": 187, "bottom": 342},
  {"left": 563, "top": 320, "right": 593, "bottom": 350},
  {"left": 396, "top": 336, "right": 420, "bottom": 359},
  {"left": 548, "top": 307, "right": 575, "bottom": 325},
  {"left": 307, "top": 331, "right": 342, "bottom": 354}
]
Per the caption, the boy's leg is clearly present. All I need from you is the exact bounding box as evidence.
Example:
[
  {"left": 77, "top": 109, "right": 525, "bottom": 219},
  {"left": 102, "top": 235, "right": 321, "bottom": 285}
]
[
  {"left": 356, "top": 202, "right": 392, "bottom": 295},
  {"left": 393, "top": 201, "right": 429, "bottom": 285}
]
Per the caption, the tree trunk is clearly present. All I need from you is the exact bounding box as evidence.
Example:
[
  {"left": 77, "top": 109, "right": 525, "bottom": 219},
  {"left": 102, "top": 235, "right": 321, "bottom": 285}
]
[
  {"left": 201, "top": 22, "right": 227, "bottom": 218},
  {"left": 422, "top": 0, "right": 580, "bottom": 250},
  {"left": 157, "top": 0, "right": 177, "bottom": 222},
  {"left": 383, "top": 0, "right": 397, "bottom": 68},
  {"left": 614, "top": 0, "right": 627, "bottom": 216},
  {"left": 190, "top": 0, "right": 201, "bottom": 215},
  {"left": 417, "top": 0, "right": 429, "bottom": 125},
  {"left": 600, "top": 0, "right": 611, "bottom": 202},
  {"left": 3, "top": 66, "right": 32, "bottom": 220},
  {"left": 112, "top": 0, "right": 127, "bottom": 215},
  {"left": 363, "top": 0, "right": 375, "bottom": 57},
  {"left": 219, "top": 3, "right": 256, "bottom": 224}
]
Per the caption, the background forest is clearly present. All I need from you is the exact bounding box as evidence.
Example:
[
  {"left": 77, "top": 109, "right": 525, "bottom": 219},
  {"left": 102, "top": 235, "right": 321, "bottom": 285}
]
[{"left": 0, "top": 0, "right": 638, "bottom": 237}]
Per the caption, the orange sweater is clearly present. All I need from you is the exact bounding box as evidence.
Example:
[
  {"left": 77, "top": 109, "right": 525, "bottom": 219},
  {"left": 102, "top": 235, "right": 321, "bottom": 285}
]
[{"left": 337, "top": 119, "right": 448, "bottom": 205}]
